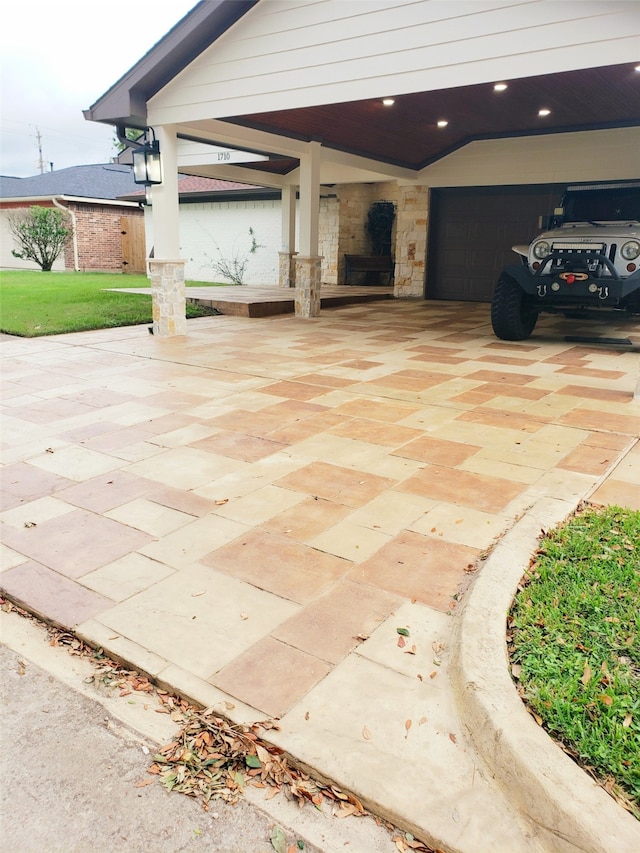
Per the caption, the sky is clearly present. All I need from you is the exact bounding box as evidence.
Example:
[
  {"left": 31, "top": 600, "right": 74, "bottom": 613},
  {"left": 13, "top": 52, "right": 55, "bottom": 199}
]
[{"left": 0, "top": 0, "right": 198, "bottom": 177}]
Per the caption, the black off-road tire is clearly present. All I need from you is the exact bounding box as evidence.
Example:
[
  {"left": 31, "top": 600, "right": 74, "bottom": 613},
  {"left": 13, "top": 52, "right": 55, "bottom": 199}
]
[{"left": 491, "top": 274, "right": 539, "bottom": 341}]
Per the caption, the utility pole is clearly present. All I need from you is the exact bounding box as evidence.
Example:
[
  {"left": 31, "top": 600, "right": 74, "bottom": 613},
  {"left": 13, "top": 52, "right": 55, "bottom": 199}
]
[{"left": 35, "top": 126, "right": 45, "bottom": 174}]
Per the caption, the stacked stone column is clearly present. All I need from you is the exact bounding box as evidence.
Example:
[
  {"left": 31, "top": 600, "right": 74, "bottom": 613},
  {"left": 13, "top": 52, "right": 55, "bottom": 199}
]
[
  {"left": 394, "top": 185, "right": 429, "bottom": 298},
  {"left": 294, "top": 255, "right": 322, "bottom": 317},
  {"left": 148, "top": 259, "right": 187, "bottom": 337},
  {"left": 278, "top": 251, "right": 298, "bottom": 288}
]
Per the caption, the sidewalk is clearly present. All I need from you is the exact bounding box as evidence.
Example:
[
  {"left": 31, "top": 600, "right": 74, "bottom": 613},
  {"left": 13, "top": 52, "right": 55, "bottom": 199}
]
[{"left": 1, "top": 300, "right": 639, "bottom": 852}]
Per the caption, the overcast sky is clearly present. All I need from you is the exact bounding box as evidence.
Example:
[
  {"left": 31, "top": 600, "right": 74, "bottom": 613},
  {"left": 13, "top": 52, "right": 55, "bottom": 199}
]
[{"left": 1, "top": 0, "right": 198, "bottom": 177}]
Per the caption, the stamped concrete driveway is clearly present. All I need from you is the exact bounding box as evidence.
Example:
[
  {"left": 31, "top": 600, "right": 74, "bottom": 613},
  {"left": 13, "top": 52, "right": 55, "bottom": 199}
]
[{"left": 1, "top": 300, "right": 639, "bottom": 851}]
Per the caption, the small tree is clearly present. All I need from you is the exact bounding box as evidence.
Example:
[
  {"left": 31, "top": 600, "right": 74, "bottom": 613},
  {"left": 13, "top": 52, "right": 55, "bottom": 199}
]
[{"left": 9, "top": 206, "right": 70, "bottom": 272}]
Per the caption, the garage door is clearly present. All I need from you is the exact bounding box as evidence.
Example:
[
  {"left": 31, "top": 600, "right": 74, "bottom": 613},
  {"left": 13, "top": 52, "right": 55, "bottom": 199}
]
[{"left": 427, "top": 184, "right": 564, "bottom": 302}]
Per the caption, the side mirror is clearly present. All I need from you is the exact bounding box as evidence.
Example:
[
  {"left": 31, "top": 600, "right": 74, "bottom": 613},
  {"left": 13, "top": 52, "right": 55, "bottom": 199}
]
[{"left": 538, "top": 207, "right": 564, "bottom": 230}]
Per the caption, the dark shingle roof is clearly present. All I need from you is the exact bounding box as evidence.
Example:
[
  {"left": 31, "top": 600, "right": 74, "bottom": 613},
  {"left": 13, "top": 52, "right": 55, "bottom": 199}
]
[{"left": 0, "top": 164, "right": 141, "bottom": 200}]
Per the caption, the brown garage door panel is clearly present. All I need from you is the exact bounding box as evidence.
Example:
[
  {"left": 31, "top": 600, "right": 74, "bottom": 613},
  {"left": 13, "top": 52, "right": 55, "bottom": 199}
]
[{"left": 428, "top": 184, "right": 564, "bottom": 302}]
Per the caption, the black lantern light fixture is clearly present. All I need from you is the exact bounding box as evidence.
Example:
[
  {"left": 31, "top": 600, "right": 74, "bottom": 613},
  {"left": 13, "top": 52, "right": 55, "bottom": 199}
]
[{"left": 132, "top": 128, "right": 162, "bottom": 186}]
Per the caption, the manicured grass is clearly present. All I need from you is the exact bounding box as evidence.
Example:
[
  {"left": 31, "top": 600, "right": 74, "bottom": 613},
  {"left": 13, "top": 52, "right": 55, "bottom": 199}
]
[
  {"left": 509, "top": 504, "right": 640, "bottom": 816},
  {"left": 0, "top": 270, "right": 226, "bottom": 337}
]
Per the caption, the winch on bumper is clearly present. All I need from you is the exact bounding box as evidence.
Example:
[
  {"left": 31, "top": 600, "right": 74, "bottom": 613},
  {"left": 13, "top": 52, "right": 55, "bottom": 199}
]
[{"left": 505, "top": 251, "right": 640, "bottom": 307}]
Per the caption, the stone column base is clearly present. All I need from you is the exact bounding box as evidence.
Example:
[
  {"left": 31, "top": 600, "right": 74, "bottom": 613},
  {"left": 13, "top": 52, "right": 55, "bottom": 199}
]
[
  {"left": 294, "top": 255, "right": 322, "bottom": 318},
  {"left": 278, "top": 251, "right": 298, "bottom": 288},
  {"left": 148, "top": 259, "right": 187, "bottom": 337}
]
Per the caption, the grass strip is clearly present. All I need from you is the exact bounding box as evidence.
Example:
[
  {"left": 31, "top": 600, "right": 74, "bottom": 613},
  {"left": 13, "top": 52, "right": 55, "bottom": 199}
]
[
  {"left": 509, "top": 503, "right": 640, "bottom": 816},
  {"left": 0, "top": 271, "right": 225, "bottom": 336}
]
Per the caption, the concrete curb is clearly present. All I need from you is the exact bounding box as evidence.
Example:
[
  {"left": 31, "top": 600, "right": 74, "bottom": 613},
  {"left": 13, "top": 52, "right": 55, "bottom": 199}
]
[{"left": 450, "top": 497, "right": 640, "bottom": 853}]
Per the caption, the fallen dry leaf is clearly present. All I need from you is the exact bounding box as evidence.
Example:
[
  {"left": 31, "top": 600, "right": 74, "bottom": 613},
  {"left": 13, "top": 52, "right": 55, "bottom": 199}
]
[
  {"left": 362, "top": 725, "right": 372, "bottom": 741},
  {"left": 419, "top": 716, "right": 427, "bottom": 726},
  {"left": 404, "top": 719, "right": 412, "bottom": 738},
  {"left": 214, "top": 499, "right": 229, "bottom": 506},
  {"left": 581, "top": 662, "right": 592, "bottom": 685},
  {"left": 449, "top": 733, "right": 457, "bottom": 744},
  {"left": 135, "top": 778, "right": 155, "bottom": 788}
]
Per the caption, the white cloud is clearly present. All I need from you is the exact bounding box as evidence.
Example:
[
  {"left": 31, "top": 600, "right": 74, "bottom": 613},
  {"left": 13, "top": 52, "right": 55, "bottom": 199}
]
[{"left": 0, "top": 0, "right": 197, "bottom": 176}]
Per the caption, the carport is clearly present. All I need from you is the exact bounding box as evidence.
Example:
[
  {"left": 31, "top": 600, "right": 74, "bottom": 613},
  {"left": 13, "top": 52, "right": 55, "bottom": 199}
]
[{"left": 84, "top": 0, "right": 640, "bottom": 335}]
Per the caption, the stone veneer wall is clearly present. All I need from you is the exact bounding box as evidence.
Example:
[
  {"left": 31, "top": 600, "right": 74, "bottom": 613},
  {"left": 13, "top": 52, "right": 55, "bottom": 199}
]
[
  {"left": 394, "top": 185, "right": 429, "bottom": 298},
  {"left": 318, "top": 196, "right": 339, "bottom": 283},
  {"left": 331, "top": 183, "right": 399, "bottom": 284}
]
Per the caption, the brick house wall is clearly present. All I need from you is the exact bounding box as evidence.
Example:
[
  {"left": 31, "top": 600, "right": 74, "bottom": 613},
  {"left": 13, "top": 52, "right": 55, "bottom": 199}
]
[
  {"left": 66, "top": 203, "right": 144, "bottom": 272},
  {"left": 0, "top": 199, "right": 143, "bottom": 273}
]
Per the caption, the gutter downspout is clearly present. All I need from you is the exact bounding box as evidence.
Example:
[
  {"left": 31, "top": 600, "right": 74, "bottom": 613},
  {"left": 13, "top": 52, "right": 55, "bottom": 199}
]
[{"left": 52, "top": 197, "right": 79, "bottom": 271}]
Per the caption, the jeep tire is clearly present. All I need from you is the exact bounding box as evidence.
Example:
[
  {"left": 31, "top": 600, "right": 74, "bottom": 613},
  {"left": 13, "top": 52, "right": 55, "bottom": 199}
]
[{"left": 491, "top": 274, "right": 539, "bottom": 341}]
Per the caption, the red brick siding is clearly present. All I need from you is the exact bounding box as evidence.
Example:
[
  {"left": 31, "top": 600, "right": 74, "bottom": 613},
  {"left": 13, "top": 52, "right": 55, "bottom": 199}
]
[
  {"left": 1, "top": 200, "right": 143, "bottom": 272},
  {"left": 68, "top": 203, "right": 144, "bottom": 272}
]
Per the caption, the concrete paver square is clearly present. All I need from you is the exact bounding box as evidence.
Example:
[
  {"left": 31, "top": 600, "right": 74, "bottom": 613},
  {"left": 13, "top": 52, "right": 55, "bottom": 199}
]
[
  {"left": 0, "top": 509, "right": 152, "bottom": 578},
  {"left": 105, "top": 498, "right": 194, "bottom": 536},
  {"left": 392, "top": 435, "right": 481, "bottom": 466},
  {"left": 211, "top": 484, "right": 306, "bottom": 525},
  {"left": 125, "top": 447, "right": 245, "bottom": 489},
  {"left": 309, "top": 518, "right": 392, "bottom": 562},
  {"left": 189, "top": 431, "right": 289, "bottom": 462},
  {"left": 56, "top": 471, "right": 158, "bottom": 513},
  {"left": 0, "top": 544, "right": 29, "bottom": 572},
  {"left": 275, "top": 461, "right": 395, "bottom": 507},
  {"left": 1, "top": 560, "right": 113, "bottom": 628},
  {"left": 211, "top": 636, "right": 332, "bottom": 717},
  {"left": 1, "top": 461, "right": 73, "bottom": 506},
  {"left": 344, "top": 491, "right": 436, "bottom": 536},
  {"left": 349, "top": 529, "right": 478, "bottom": 610},
  {"left": 590, "top": 479, "right": 640, "bottom": 511},
  {"left": 139, "top": 515, "right": 249, "bottom": 569},
  {"left": 410, "top": 503, "right": 511, "bottom": 550},
  {"left": 0, "top": 496, "right": 74, "bottom": 529},
  {"left": 81, "top": 553, "right": 176, "bottom": 601},
  {"left": 259, "top": 496, "right": 351, "bottom": 543},
  {"left": 398, "top": 465, "right": 527, "bottom": 514},
  {"left": 272, "top": 579, "right": 402, "bottom": 664},
  {"left": 355, "top": 600, "right": 452, "bottom": 680},
  {"left": 27, "top": 445, "right": 124, "bottom": 481},
  {"left": 202, "top": 529, "right": 351, "bottom": 604},
  {"left": 95, "top": 565, "right": 299, "bottom": 679}
]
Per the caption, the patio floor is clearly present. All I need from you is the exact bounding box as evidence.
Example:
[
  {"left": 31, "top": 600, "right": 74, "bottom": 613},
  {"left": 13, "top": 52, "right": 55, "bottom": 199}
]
[{"left": 1, "top": 299, "right": 639, "bottom": 850}]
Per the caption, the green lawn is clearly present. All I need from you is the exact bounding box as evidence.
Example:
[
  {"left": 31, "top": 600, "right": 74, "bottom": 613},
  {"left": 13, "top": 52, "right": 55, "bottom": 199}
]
[
  {"left": 0, "top": 270, "right": 226, "bottom": 336},
  {"left": 509, "top": 504, "right": 640, "bottom": 816}
]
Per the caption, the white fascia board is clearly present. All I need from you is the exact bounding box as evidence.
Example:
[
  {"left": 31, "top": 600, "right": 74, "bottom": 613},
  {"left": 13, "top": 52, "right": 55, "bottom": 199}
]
[
  {"left": 0, "top": 195, "right": 141, "bottom": 207},
  {"left": 176, "top": 138, "right": 268, "bottom": 167},
  {"left": 171, "top": 119, "right": 309, "bottom": 159},
  {"left": 179, "top": 165, "right": 287, "bottom": 190}
]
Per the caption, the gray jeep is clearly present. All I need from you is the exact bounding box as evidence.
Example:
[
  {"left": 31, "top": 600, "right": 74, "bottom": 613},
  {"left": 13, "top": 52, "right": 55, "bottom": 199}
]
[{"left": 491, "top": 181, "right": 640, "bottom": 340}]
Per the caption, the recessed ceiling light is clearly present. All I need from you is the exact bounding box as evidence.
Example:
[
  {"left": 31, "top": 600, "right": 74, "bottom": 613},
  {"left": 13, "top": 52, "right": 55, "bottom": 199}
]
[
  {"left": 382, "top": 98, "right": 395, "bottom": 106},
  {"left": 494, "top": 82, "right": 508, "bottom": 92},
  {"left": 437, "top": 119, "right": 449, "bottom": 128},
  {"left": 538, "top": 108, "right": 551, "bottom": 117},
  {"left": 635, "top": 64, "right": 640, "bottom": 72}
]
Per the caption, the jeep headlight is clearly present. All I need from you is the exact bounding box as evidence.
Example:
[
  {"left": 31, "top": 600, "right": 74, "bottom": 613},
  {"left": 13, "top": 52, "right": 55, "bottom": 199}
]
[
  {"left": 533, "top": 240, "right": 551, "bottom": 259},
  {"left": 620, "top": 240, "right": 640, "bottom": 261}
]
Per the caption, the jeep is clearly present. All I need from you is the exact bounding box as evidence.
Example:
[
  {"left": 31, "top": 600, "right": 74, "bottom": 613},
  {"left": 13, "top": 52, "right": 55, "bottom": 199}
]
[{"left": 490, "top": 181, "right": 640, "bottom": 340}]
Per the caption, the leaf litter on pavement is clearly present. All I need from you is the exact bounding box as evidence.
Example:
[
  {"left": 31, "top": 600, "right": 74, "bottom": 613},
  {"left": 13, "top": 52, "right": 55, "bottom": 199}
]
[{"left": 1, "top": 598, "right": 440, "bottom": 851}]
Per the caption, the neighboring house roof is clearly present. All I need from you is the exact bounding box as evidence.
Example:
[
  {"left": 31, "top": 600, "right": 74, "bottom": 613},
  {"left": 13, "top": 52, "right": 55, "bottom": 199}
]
[
  {"left": 0, "top": 164, "right": 141, "bottom": 201},
  {"left": 118, "top": 174, "right": 277, "bottom": 203}
]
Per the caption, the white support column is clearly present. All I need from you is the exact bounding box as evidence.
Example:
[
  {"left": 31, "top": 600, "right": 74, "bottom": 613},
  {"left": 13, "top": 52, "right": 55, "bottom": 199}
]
[
  {"left": 278, "top": 184, "right": 297, "bottom": 288},
  {"left": 148, "top": 124, "right": 186, "bottom": 336},
  {"left": 295, "top": 142, "right": 322, "bottom": 317}
]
